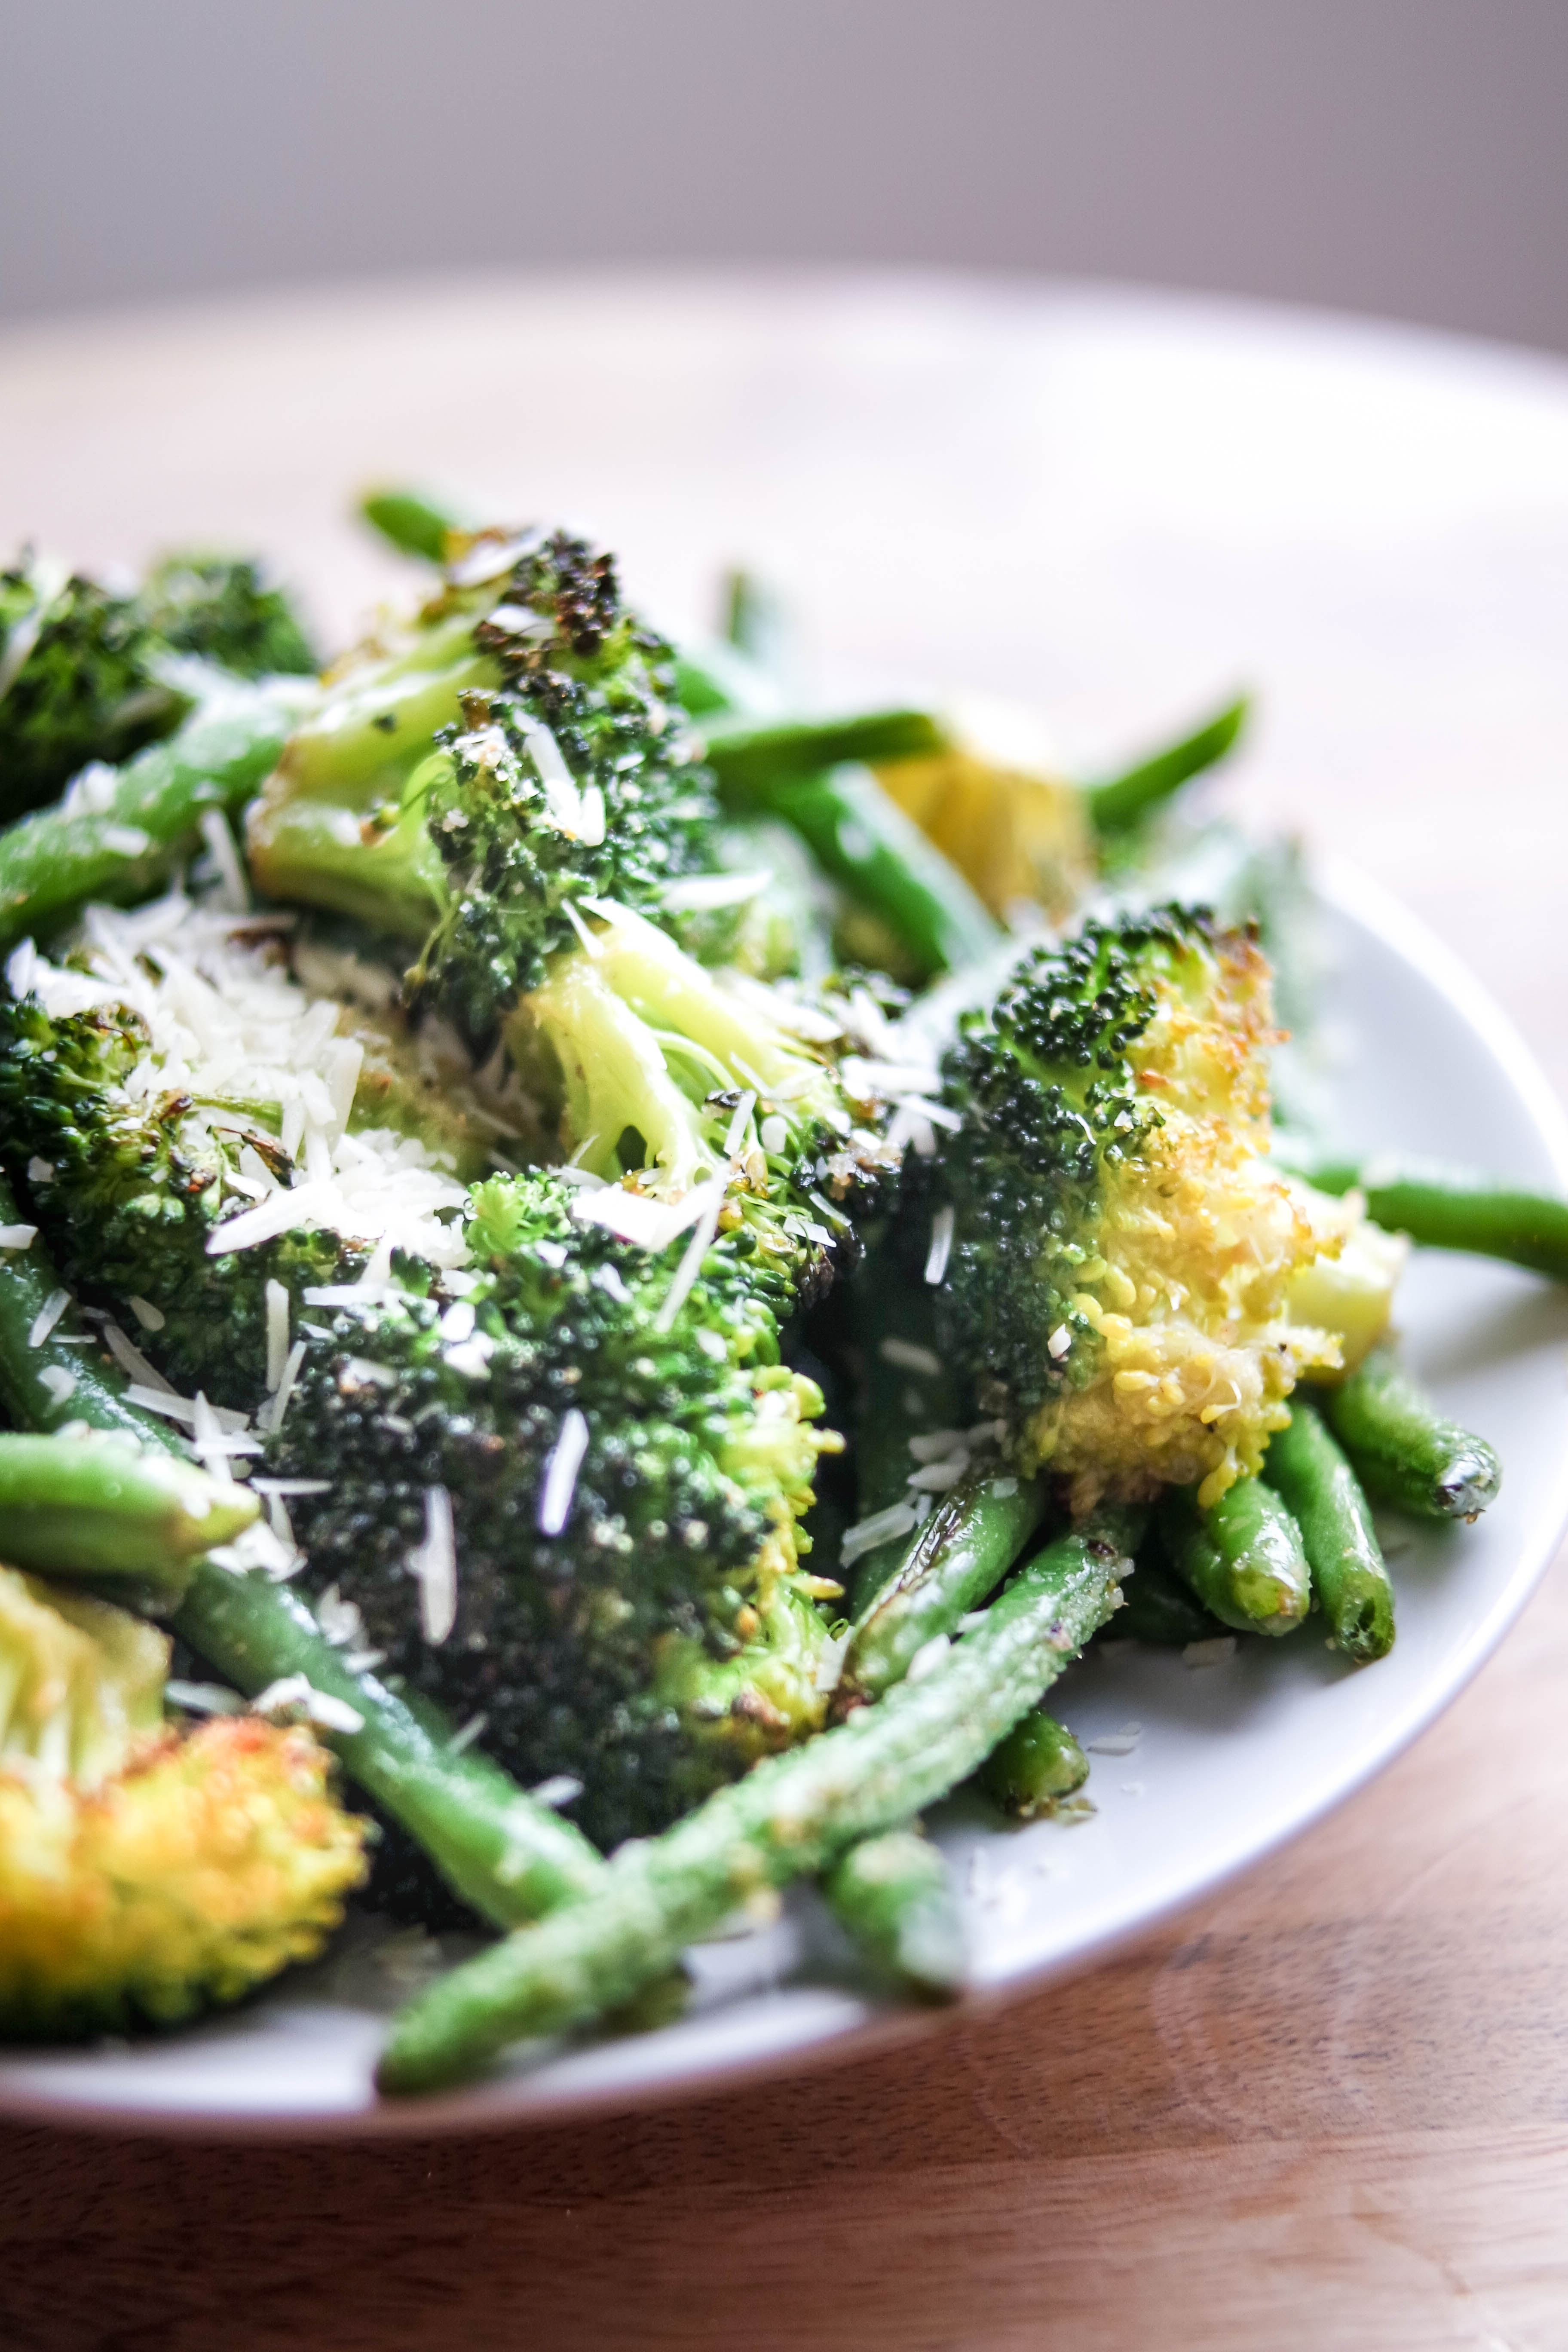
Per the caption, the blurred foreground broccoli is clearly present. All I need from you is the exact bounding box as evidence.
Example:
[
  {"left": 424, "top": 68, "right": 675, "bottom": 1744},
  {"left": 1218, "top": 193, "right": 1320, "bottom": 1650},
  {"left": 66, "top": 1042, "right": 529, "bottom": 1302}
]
[
  {"left": 0, "top": 549, "right": 317, "bottom": 821},
  {"left": 0, "top": 1561, "right": 365, "bottom": 2037}
]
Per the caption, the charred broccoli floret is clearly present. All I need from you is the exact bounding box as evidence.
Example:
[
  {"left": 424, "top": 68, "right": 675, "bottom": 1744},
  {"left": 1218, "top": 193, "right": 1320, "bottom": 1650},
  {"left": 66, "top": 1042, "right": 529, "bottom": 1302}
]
[
  {"left": 0, "top": 1565, "right": 365, "bottom": 2037},
  {"left": 0, "top": 888, "right": 884, "bottom": 1846},
  {"left": 270, "top": 1169, "right": 845, "bottom": 1848},
  {"left": 246, "top": 524, "right": 721, "bottom": 986},
  {"left": 0, "top": 549, "right": 317, "bottom": 821},
  {"left": 0, "top": 892, "right": 529, "bottom": 1405},
  {"left": 919, "top": 905, "right": 1400, "bottom": 1512}
]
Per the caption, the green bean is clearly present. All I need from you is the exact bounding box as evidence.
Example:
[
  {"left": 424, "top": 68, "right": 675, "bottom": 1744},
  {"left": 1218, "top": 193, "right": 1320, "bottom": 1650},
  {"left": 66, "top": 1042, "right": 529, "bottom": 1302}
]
[
  {"left": 358, "top": 487, "right": 468, "bottom": 566},
  {"left": 1159, "top": 1476, "right": 1311, "bottom": 1634},
  {"left": 0, "top": 1431, "right": 256, "bottom": 1599},
  {"left": 0, "top": 1179, "right": 606, "bottom": 1927},
  {"left": 712, "top": 756, "right": 1000, "bottom": 979},
  {"left": 980, "top": 1709, "right": 1089, "bottom": 1817},
  {"left": 0, "top": 677, "right": 308, "bottom": 949},
  {"left": 1290, "top": 1154, "right": 1568, "bottom": 1283},
  {"left": 836, "top": 1468, "right": 1048, "bottom": 1710},
  {"left": 377, "top": 1517, "right": 1129, "bottom": 2094},
  {"left": 175, "top": 1568, "right": 605, "bottom": 1926},
  {"left": 1083, "top": 694, "right": 1251, "bottom": 835},
  {"left": 1261, "top": 1403, "right": 1394, "bottom": 1660},
  {"left": 1321, "top": 1344, "right": 1501, "bottom": 1522},
  {"left": 701, "top": 710, "right": 950, "bottom": 792},
  {"left": 821, "top": 1827, "right": 965, "bottom": 1999}
]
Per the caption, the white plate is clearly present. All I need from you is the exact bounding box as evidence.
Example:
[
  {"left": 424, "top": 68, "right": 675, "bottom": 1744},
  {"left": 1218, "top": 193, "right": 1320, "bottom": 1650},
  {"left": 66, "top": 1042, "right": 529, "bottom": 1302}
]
[{"left": 3, "top": 860, "right": 1567, "bottom": 2134}]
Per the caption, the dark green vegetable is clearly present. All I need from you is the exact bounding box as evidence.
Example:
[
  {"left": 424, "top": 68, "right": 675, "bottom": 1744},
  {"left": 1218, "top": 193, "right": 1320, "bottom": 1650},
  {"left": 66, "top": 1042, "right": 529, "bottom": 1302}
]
[
  {"left": 1320, "top": 1344, "right": 1501, "bottom": 1522},
  {"left": 0, "top": 560, "right": 180, "bottom": 817},
  {"left": 980, "top": 1708, "right": 1088, "bottom": 1816},
  {"left": 1289, "top": 1154, "right": 1568, "bottom": 1283},
  {"left": 0, "top": 553, "right": 315, "bottom": 823},
  {"left": 0, "top": 1431, "right": 256, "bottom": 1598},
  {"left": 1112, "top": 1540, "right": 1226, "bottom": 1648},
  {"left": 1159, "top": 1478, "right": 1311, "bottom": 1635},
  {"left": 0, "top": 676, "right": 308, "bottom": 949},
  {"left": 1261, "top": 1403, "right": 1394, "bottom": 1661},
  {"left": 821, "top": 1827, "right": 965, "bottom": 1997},
  {"left": 842, "top": 1238, "right": 968, "bottom": 1609},
  {"left": 135, "top": 553, "right": 317, "bottom": 682},
  {"left": 836, "top": 1467, "right": 1047, "bottom": 1709},
  {"left": 1083, "top": 694, "right": 1250, "bottom": 835},
  {"left": 0, "top": 1175, "right": 608, "bottom": 1929},
  {"left": 377, "top": 1515, "right": 1129, "bottom": 2093}
]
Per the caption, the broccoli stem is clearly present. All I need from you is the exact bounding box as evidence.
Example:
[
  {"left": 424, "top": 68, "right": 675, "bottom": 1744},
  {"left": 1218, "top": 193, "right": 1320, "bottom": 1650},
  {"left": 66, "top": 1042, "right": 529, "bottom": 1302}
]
[
  {"left": 1261, "top": 1403, "right": 1395, "bottom": 1661},
  {"left": 0, "top": 676, "right": 308, "bottom": 949},
  {"left": 0, "top": 1176, "right": 606, "bottom": 1928},
  {"left": 1320, "top": 1344, "right": 1501, "bottom": 1522},
  {"left": 821, "top": 1826, "right": 965, "bottom": 1998},
  {"left": 1082, "top": 694, "right": 1251, "bottom": 835},
  {"left": 1286, "top": 1154, "right": 1568, "bottom": 1283},
  {"left": 836, "top": 1468, "right": 1048, "bottom": 1710},
  {"left": 979, "top": 1708, "right": 1089, "bottom": 1816},
  {"left": 377, "top": 1516, "right": 1128, "bottom": 2094},
  {"left": 0, "top": 1433, "right": 256, "bottom": 1599},
  {"left": 1159, "top": 1477, "right": 1312, "bottom": 1635}
]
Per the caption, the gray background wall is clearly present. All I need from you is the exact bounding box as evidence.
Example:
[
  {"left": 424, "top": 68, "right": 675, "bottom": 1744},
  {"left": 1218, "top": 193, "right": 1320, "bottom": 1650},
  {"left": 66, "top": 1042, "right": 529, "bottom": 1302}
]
[{"left": 1, "top": 0, "right": 1566, "bottom": 351}]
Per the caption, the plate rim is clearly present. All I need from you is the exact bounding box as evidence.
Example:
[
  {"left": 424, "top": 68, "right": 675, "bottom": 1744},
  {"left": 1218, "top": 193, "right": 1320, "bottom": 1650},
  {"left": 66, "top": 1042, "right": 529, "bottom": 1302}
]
[{"left": 5, "top": 856, "right": 1568, "bottom": 2139}]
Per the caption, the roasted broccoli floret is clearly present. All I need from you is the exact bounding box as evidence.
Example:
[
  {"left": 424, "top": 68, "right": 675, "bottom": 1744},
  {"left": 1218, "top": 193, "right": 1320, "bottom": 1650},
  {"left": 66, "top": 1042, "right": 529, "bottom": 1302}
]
[
  {"left": 918, "top": 905, "right": 1402, "bottom": 1513},
  {"left": 0, "top": 558, "right": 180, "bottom": 818},
  {"left": 0, "top": 1563, "right": 365, "bottom": 2037},
  {"left": 246, "top": 524, "right": 722, "bottom": 985},
  {"left": 0, "top": 549, "right": 318, "bottom": 822},
  {"left": 135, "top": 551, "right": 318, "bottom": 681},
  {"left": 0, "top": 891, "right": 533, "bottom": 1405},
  {"left": 0, "top": 886, "right": 888, "bottom": 1846},
  {"left": 268, "top": 1168, "right": 845, "bottom": 1847}
]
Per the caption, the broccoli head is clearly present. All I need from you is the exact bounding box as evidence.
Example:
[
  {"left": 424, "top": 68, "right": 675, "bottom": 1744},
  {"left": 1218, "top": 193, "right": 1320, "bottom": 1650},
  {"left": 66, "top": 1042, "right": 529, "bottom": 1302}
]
[
  {"left": 0, "top": 1564, "right": 366, "bottom": 2037},
  {"left": 0, "top": 548, "right": 318, "bottom": 824},
  {"left": 0, "top": 892, "right": 875, "bottom": 1849},
  {"left": 135, "top": 551, "right": 318, "bottom": 680},
  {"left": 922, "top": 905, "right": 1395, "bottom": 1512},
  {"left": 514, "top": 898, "right": 896, "bottom": 1284},
  {"left": 0, "top": 893, "right": 533, "bottom": 1407},
  {"left": 0, "top": 557, "right": 182, "bottom": 818},
  {"left": 269, "top": 1167, "right": 845, "bottom": 1849},
  {"left": 246, "top": 524, "right": 721, "bottom": 987}
]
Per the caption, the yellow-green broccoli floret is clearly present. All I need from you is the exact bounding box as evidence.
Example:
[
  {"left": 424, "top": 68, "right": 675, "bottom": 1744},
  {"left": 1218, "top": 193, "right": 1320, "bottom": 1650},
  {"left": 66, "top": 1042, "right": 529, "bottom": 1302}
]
[
  {"left": 926, "top": 906, "right": 1399, "bottom": 1513},
  {"left": 0, "top": 1567, "right": 367, "bottom": 2038}
]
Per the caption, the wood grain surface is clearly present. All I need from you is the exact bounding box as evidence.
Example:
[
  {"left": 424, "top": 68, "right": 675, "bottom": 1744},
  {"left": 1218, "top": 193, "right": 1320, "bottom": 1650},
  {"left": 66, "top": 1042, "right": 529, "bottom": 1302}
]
[{"left": 2, "top": 273, "right": 1567, "bottom": 2349}]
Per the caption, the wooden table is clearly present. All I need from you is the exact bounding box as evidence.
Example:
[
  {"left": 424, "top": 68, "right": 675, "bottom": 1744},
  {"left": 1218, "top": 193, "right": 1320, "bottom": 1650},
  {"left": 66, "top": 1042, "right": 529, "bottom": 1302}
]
[{"left": 3, "top": 273, "right": 1568, "bottom": 2349}]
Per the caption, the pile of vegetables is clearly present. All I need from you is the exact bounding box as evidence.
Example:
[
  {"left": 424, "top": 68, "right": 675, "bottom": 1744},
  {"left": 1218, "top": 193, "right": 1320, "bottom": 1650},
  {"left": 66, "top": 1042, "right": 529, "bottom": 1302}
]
[{"left": 0, "top": 489, "right": 1554, "bottom": 2097}]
